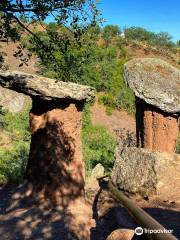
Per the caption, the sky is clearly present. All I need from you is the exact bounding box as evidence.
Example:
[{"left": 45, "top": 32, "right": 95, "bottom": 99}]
[{"left": 98, "top": 0, "right": 180, "bottom": 41}]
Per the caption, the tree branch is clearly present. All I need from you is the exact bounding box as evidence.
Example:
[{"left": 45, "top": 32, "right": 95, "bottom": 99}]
[{"left": 0, "top": 8, "right": 36, "bottom": 12}]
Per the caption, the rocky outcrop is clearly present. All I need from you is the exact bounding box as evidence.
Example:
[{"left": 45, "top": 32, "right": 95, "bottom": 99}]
[
  {"left": 124, "top": 58, "right": 180, "bottom": 152},
  {"left": 112, "top": 145, "right": 180, "bottom": 200},
  {"left": 0, "top": 70, "right": 95, "bottom": 102},
  {"left": 0, "top": 70, "right": 95, "bottom": 206},
  {"left": 124, "top": 58, "right": 180, "bottom": 113},
  {"left": 0, "top": 86, "right": 31, "bottom": 112}
]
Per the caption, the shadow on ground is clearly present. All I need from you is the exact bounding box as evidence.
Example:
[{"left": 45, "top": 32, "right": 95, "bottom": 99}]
[
  {"left": 0, "top": 184, "right": 179, "bottom": 240},
  {"left": 0, "top": 184, "right": 88, "bottom": 240}
]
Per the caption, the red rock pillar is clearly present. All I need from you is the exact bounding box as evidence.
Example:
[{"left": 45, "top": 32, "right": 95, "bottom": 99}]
[
  {"left": 26, "top": 99, "right": 85, "bottom": 206},
  {"left": 136, "top": 99, "right": 179, "bottom": 152}
]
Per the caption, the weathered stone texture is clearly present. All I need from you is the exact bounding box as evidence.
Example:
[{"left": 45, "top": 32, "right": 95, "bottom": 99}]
[
  {"left": 124, "top": 58, "right": 180, "bottom": 113},
  {"left": 0, "top": 85, "right": 31, "bottom": 112},
  {"left": 124, "top": 58, "right": 180, "bottom": 152},
  {"left": 26, "top": 99, "right": 84, "bottom": 206},
  {"left": 112, "top": 145, "right": 180, "bottom": 199},
  {"left": 0, "top": 70, "right": 95, "bottom": 102}
]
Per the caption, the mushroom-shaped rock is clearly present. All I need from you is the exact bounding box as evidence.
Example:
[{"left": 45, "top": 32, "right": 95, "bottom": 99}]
[
  {"left": 0, "top": 70, "right": 95, "bottom": 206},
  {"left": 124, "top": 58, "right": 180, "bottom": 152}
]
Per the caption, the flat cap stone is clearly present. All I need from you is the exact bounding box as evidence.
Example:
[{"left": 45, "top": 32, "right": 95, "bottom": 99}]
[
  {"left": 124, "top": 58, "right": 180, "bottom": 113},
  {"left": 0, "top": 70, "right": 95, "bottom": 102}
]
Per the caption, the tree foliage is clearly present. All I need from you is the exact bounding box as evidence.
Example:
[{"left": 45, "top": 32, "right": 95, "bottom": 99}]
[
  {"left": 102, "top": 24, "right": 121, "bottom": 44},
  {"left": 124, "top": 26, "right": 175, "bottom": 48},
  {"left": 0, "top": 105, "right": 31, "bottom": 184},
  {"left": 0, "top": 0, "right": 101, "bottom": 69},
  {"left": 82, "top": 104, "right": 116, "bottom": 173}
]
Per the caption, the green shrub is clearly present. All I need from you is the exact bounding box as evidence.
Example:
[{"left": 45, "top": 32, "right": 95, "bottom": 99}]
[
  {"left": 0, "top": 105, "right": 31, "bottom": 184},
  {"left": 0, "top": 142, "right": 29, "bottom": 184},
  {"left": 0, "top": 107, "right": 7, "bottom": 129},
  {"left": 176, "top": 133, "right": 180, "bottom": 154},
  {"left": 98, "top": 59, "right": 135, "bottom": 115},
  {"left": 3, "top": 105, "right": 31, "bottom": 141},
  {"left": 124, "top": 27, "right": 175, "bottom": 49},
  {"left": 82, "top": 104, "right": 116, "bottom": 174}
]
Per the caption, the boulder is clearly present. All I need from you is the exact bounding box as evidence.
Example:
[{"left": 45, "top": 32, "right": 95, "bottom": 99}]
[
  {"left": 0, "top": 86, "right": 31, "bottom": 113},
  {"left": 91, "top": 163, "right": 105, "bottom": 179},
  {"left": 124, "top": 58, "right": 180, "bottom": 113},
  {"left": 112, "top": 145, "right": 180, "bottom": 200},
  {"left": 0, "top": 70, "right": 95, "bottom": 102}
]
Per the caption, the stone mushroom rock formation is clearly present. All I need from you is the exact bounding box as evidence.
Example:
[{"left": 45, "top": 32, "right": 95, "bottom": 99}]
[
  {"left": 124, "top": 58, "right": 180, "bottom": 152},
  {"left": 0, "top": 70, "right": 95, "bottom": 207}
]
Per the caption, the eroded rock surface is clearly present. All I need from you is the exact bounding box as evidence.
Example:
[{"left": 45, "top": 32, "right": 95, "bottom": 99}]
[
  {"left": 124, "top": 58, "right": 180, "bottom": 113},
  {"left": 0, "top": 85, "right": 31, "bottom": 112},
  {"left": 0, "top": 70, "right": 95, "bottom": 102},
  {"left": 136, "top": 99, "right": 179, "bottom": 152},
  {"left": 112, "top": 145, "right": 180, "bottom": 200},
  {"left": 26, "top": 99, "right": 85, "bottom": 206}
]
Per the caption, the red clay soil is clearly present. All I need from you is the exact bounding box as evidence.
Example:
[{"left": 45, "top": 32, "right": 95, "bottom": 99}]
[
  {"left": 91, "top": 101, "right": 136, "bottom": 140},
  {"left": 0, "top": 41, "right": 38, "bottom": 74}
]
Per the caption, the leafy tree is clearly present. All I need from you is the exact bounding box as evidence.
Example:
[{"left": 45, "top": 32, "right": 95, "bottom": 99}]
[
  {"left": 124, "top": 27, "right": 155, "bottom": 42},
  {"left": 24, "top": 24, "right": 101, "bottom": 83},
  {"left": 102, "top": 24, "right": 121, "bottom": 44},
  {"left": 0, "top": 0, "right": 101, "bottom": 67},
  {"left": 153, "top": 32, "right": 174, "bottom": 48},
  {"left": 124, "top": 26, "right": 175, "bottom": 49}
]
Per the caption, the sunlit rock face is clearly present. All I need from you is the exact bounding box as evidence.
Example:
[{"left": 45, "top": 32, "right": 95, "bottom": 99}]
[
  {"left": 112, "top": 145, "right": 180, "bottom": 200},
  {"left": 0, "top": 70, "right": 95, "bottom": 206},
  {"left": 0, "top": 86, "right": 31, "bottom": 112},
  {"left": 124, "top": 58, "right": 180, "bottom": 152},
  {"left": 0, "top": 70, "right": 95, "bottom": 102}
]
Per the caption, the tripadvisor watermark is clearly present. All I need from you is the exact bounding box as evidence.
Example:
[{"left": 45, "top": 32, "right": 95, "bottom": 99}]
[{"left": 135, "top": 227, "right": 173, "bottom": 235}]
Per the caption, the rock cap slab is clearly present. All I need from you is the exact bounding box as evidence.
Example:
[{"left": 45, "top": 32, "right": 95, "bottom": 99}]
[
  {"left": 0, "top": 70, "right": 95, "bottom": 102},
  {"left": 124, "top": 58, "right": 180, "bottom": 113}
]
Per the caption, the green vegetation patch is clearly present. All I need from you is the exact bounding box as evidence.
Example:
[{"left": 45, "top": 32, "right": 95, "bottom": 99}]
[
  {"left": 82, "top": 104, "right": 117, "bottom": 175},
  {"left": 0, "top": 105, "right": 31, "bottom": 185}
]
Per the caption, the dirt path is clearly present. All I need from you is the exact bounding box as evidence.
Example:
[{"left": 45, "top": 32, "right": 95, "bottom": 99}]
[
  {"left": 0, "top": 184, "right": 179, "bottom": 240},
  {"left": 91, "top": 102, "right": 136, "bottom": 137}
]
